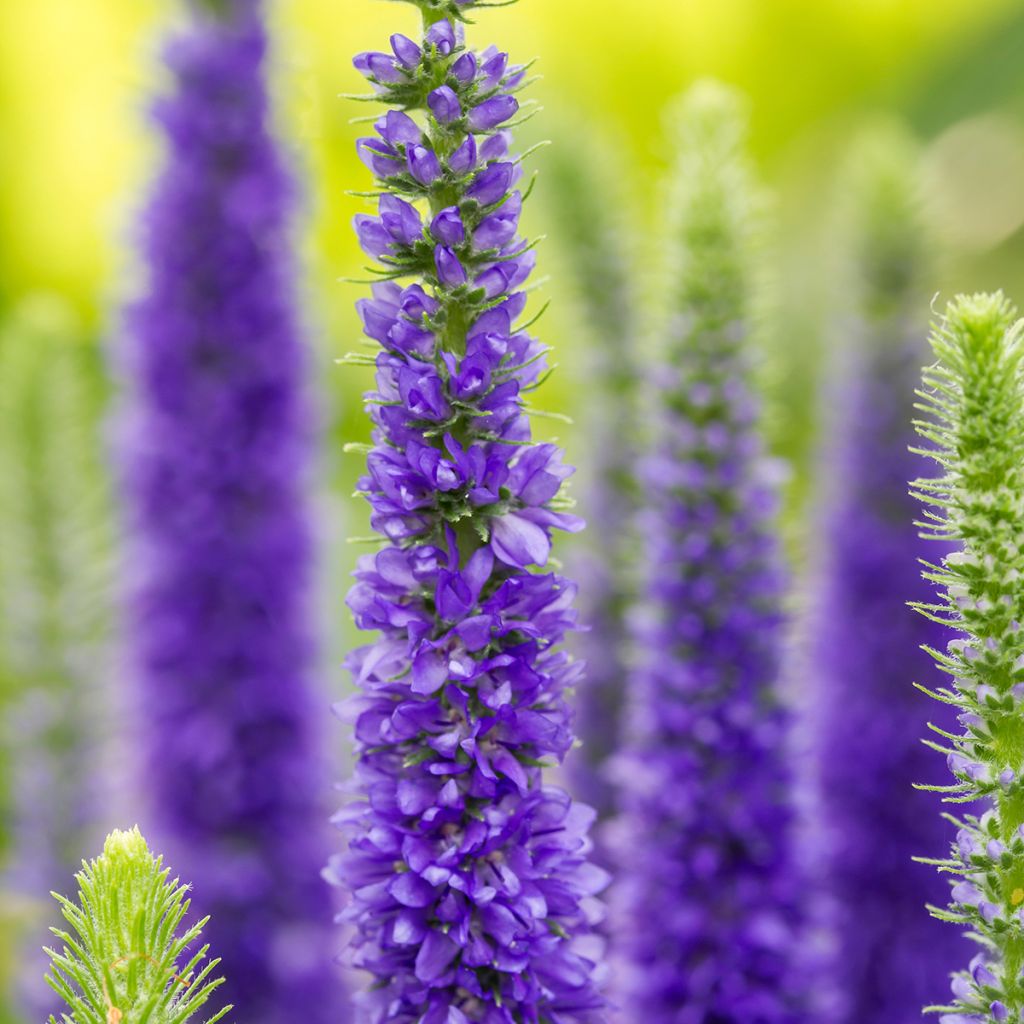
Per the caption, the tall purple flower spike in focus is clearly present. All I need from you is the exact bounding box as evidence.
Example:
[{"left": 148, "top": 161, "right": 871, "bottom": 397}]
[
  {"left": 119, "top": 1, "right": 343, "bottom": 1021},
  {"left": 805, "top": 128, "right": 963, "bottom": 1024},
  {"left": 608, "top": 82, "right": 807, "bottom": 1023},
  {"left": 327, "top": 3, "right": 609, "bottom": 1022}
]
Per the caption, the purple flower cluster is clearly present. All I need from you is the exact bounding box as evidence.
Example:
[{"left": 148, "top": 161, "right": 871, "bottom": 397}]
[
  {"left": 120, "top": 3, "right": 341, "bottom": 1021},
  {"left": 809, "top": 334, "right": 964, "bottom": 1022},
  {"left": 806, "top": 142, "right": 963, "bottom": 1023},
  {"left": 327, "top": 9, "right": 608, "bottom": 1024},
  {"left": 608, "top": 85, "right": 805, "bottom": 1023}
]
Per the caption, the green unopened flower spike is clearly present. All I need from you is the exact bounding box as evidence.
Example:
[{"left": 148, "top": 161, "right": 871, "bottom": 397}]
[
  {"left": 43, "top": 827, "right": 230, "bottom": 1024},
  {"left": 911, "top": 293, "right": 1024, "bottom": 1023},
  {"left": 0, "top": 296, "right": 115, "bottom": 1019}
]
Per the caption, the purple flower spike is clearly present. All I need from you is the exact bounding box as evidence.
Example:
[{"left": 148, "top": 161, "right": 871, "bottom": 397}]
[
  {"left": 806, "top": 130, "right": 965, "bottom": 1024},
  {"left": 609, "top": 84, "right": 807, "bottom": 1023},
  {"left": 469, "top": 95, "right": 519, "bottom": 132},
  {"left": 912, "top": 251, "right": 1024, "bottom": 1022},
  {"left": 120, "top": 3, "right": 344, "bottom": 1022},
  {"left": 428, "top": 85, "right": 462, "bottom": 125},
  {"left": 333, "top": 7, "right": 607, "bottom": 1024}
]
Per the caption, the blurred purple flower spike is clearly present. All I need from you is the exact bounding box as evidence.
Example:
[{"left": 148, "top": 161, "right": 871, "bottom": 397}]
[
  {"left": 119, "top": 1, "right": 344, "bottom": 1021},
  {"left": 609, "top": 83, "right": 808, "bottom": 1023},
  {"left": 805, "top": 131, "right": 964, "bottom": 1024}
]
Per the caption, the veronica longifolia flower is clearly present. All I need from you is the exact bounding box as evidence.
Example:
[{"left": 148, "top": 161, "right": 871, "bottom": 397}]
[
  {"left": 912, "top": 294, "right": 1024, "bottom": 1022},
  {"left": 608, "top": 82, "right": 807, "bottom": 1023},
  {"left": 806, "top": 128, "right": 963, "bottom": 1024},
  {"left": 328, "top": 5, "right": 608, "bottom": 1023},
  {"left": 120, "top": 2, "right": 340, "bottom": 1021}
]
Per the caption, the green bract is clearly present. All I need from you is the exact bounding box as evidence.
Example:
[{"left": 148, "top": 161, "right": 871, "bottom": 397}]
[
  {"left": 912, "top": 293, "right": 1024, "bottom": 1020},
  {"left": 43, "top": 828, "right": 230, "bottom": 1024}
]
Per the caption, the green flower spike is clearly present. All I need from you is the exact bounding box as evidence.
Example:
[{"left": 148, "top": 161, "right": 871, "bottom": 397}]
[
  {"left": 43, "top": 827, "right": 230, "bottom": 1024},
  {"left": 912, "top": 293, "right": 1024, "bottom": 1021}
]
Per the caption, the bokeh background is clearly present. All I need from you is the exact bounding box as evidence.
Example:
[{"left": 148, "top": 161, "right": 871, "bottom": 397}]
[
  {"left": 5, "top": 0, "right": 1024, "bottom": 530},
  {"left": 2, "top": 0, "right": 1024, "bottom": 1017}
]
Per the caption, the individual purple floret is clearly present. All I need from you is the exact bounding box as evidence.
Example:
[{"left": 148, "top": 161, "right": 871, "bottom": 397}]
[
  {"left": 118, "top": 2, "right": 342, "bottom": 1021},
  {"left": 607, "top": 83, "right": 806, "bottom": 1022},
  {"left": 805, "top": 132, "right": 963, "bottom": 1024},
  {"left": 326, "top": 6, "right": 608, "bottom": 1023}
]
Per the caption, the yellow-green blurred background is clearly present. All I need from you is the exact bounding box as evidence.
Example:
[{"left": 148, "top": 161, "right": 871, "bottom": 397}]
[
  {"left": 3, "top": 0, "right": 1024, "bottom": 1017},
  {"left": 4, "top": 0, "right": 1024, "bottom": 506},
  {"left": 6, "top": 0, "right": 1024, "bottom": 307}
]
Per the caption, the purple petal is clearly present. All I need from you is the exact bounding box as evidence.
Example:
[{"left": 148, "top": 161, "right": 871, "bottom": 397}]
[
  {"left": 469, "top": 95, "right": 519, "bottom": 132},
  {"left": 354, "top": 215, "right": 391, "bottom": 259},
  {"left": 435, "top": 246, "right": 468, "bottom": 288},
  {"left": 473, "top": 193, "right": 522, "bottom": 251},
  {"left": 415, "top": 929, "right": 459, "bottom": 982},
  {"left": 390, "top": 33, "right": 421, "bottom": 68},
  {"left": 412, "top": 648, "right": 450, "bottom": 694},
  {"left": 389, "top": 871, "right": 435, "bottom": 908},
  {"left": 451, "top": 52, "right": 477, "bottom": 83},
  {"left": 429, "top": 86, "right": 462, "bottom": 125},
  {"left": 449, "top": 135, "right": 478, "bottom": 175},
  {"left": 354, "top": 51, "right": 402, "bottom": 83},
  {"left": 466, "top": 162, "right": 515, "bottom": 206},
  {"left": 431, "top": 207, "right": 466, "bottom": 246},
  {"left": 491, "top": 512, "right": 551, "bottom": 568},
  {"left": 407, "top": 145, "right": 442, "bottom": 185},
  {"left": 377, "top": 109, "right": 421, "bottom": 147},
  {"left": 424, "top": 20, "right": 456, "bottom": 55},
  {"left": 380, "top": 194, "right": 423, "bottom": 245}
]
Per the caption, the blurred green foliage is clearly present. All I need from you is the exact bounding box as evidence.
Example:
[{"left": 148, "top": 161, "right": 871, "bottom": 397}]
[{"left": 0, "top": 298, "right": 115, "bottom": 1021}]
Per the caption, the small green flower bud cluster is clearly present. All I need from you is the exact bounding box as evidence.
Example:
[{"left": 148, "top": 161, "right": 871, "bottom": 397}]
[{"left": 44, "top": 827, "right": 230, "bottom": 1024}]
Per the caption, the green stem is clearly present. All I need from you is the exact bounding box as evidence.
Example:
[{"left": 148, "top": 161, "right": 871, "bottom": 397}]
[
  {"left": 421, "top": 4, "right": 450, "bottom": 29},
  {"left": 193, "top": 0, "right": 236, "bottom": 20},
  {"left": 415, "top": 4, "right": 492, "bottom": 570}
]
